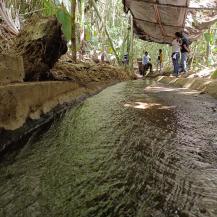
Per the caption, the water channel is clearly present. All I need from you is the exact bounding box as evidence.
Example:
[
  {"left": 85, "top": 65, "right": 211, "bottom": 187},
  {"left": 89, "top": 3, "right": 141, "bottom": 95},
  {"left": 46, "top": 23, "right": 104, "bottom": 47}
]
[{"left": 0, "top": 80, "right": 217, "bottom": 217}]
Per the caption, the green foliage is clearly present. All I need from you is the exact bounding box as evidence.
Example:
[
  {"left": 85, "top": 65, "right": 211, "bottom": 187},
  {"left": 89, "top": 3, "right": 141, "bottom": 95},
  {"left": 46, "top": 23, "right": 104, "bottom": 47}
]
[
  {"left": 43, "top": 0, "right": 56, "bottom": 16},
  {"left": 5, "top": 0, "right": 217, "bottom": 67},
  {"left": 204, "top": 32, "right": 212, "bottom": 43},
  {"left": 85, "top": 29, "right": 91, "bottom": 41},
  {"left": 42, "top": 0, "right": 72, "bottom": 41},
  {"left": 211, "top": 70, "right": 217, "bottom": 79},
  {"left": 56, "top": 6, "right": 71, "bottom": 40}
]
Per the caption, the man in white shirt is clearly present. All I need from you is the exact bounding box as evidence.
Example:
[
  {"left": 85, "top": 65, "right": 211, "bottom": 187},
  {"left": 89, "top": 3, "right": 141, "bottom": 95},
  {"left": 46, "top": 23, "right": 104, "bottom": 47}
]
[
  {"left": 142, "top": 51, "right": 152, "bottom": 76},
  {"left": 171, "top": 32, "right": 182, "bottom": 77}
]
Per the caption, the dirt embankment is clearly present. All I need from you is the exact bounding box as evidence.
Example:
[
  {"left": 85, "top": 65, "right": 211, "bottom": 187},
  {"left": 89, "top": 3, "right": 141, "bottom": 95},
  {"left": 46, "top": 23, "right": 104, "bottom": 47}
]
[{"left": 51, "top": 61, "right": 134, "bottom": 82}]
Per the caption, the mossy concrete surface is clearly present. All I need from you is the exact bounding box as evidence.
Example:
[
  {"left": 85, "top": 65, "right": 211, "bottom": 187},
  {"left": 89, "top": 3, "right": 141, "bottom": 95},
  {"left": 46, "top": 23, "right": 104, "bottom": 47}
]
[{"left": 157, "top": 76, "right": 217, "bottom": 99}]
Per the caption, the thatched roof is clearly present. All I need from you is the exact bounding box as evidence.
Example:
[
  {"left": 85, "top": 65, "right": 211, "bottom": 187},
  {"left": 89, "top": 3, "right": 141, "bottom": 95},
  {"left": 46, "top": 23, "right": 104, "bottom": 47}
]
[{"left": 123, "top": 0, "right": 217, "bottom": 44}]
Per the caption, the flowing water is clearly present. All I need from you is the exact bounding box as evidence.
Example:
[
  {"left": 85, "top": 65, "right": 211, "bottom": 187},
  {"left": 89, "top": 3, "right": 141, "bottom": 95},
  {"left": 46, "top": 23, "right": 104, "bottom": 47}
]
[{"left": 0, "top": 80, "right": 217, "bottom": 217}]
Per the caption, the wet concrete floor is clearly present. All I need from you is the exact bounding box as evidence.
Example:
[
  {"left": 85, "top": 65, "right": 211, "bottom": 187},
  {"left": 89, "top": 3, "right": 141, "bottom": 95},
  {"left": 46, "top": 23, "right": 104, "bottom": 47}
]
[{"left": 0, "top": 80, "right": 217, "bottom": 217}]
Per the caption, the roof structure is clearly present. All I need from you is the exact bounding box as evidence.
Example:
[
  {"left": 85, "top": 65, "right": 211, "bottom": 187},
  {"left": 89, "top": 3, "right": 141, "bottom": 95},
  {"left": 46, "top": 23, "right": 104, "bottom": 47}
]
[{"left": 123, "top": 0, "right": 217, "bottom": 44}]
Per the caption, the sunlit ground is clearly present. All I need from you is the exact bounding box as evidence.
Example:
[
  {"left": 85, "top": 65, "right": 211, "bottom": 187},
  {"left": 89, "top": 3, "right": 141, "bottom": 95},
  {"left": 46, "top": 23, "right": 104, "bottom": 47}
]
[
  {"left": 145, "top": 86, "right": 175, "bottom": 92},
  {"left": 144, "top": 86, "right": 199, "bottom": 95},
  {"left": 124, "top": 101, "right": 176, "bottom": 110},
  {"left": 123, "top": 84, "right": 202, "bottom": 110},
  {"left": 194, "top": 68, "right": 216, "bottom": 78}
]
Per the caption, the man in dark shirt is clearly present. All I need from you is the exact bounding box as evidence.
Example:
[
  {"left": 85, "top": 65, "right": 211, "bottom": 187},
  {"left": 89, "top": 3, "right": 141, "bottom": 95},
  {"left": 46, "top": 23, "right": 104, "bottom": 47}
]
[{"left": 180, "top": 34, "right": 190, "bottom": 74}]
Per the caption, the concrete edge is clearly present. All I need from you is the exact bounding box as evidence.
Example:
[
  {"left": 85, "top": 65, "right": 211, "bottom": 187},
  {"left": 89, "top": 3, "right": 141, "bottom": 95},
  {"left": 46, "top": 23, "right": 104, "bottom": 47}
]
[
  {"left": 0, "top": 80, "right": 119, "bottom": 156},
  {"left": 157, "top": 76, "right": 217, "bottom": 99}
]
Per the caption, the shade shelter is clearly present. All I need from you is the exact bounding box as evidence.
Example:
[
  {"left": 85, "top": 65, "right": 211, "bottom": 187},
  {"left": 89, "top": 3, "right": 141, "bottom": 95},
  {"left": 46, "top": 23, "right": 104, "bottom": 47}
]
[{"left": 123, "top": 0, "right": 217, "bottom": 43}]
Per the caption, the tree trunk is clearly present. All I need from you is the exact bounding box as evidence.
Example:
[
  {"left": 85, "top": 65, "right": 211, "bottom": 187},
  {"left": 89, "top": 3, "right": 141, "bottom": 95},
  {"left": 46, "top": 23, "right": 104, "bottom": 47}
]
[
  {"left": 190, "top": 45, "right": 197, "bottom": 70},
  {"left": 126, "top": 17, "right": 131, "bottom": 56},
  {"left": 129, "top": 14, "right": 134, "bottom": 70},
  {"left": 71, "top": 0, "right": 77, "bottom": 62},
  {"left": 121, "top": 31, "right": 128, "bottom": 59},
  {"left": 79, "top": 0, "right": 85, "bottom": 55},
  {"left": 90, "top": 0, "right": 120, "bottom": 64},
  {"left": 206, "top": 28, "right": 211, "bottom": 66}
]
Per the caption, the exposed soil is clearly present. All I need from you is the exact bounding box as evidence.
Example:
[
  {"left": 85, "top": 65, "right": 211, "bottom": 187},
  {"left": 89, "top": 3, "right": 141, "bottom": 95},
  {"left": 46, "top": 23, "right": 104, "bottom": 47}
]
[
  {"left": 13, "top": 16, "right": 67, "bottom": 81},
  {"left": 51, "top": 61, "right": 136, "bottom": 83}
]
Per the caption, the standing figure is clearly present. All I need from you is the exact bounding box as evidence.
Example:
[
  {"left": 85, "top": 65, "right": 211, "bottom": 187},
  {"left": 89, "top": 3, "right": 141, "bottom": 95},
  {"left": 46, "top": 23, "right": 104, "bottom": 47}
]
[
  {"left": 142, "top": 51, "right": 152, "bottom": 76},
  {"left": 123, "top": 53, "right": 129, "bottom": 65},
  {"left": 157, "top": 49, "right": 163, "bottom": 74},
  {"left": 171, "top": 32, "right": 182, "bottom": 77},
  {"left": 101, "top": 51, "right": 105, "bottom": 62},
  {"left": 180, "top": 33, "right": 190, "bottom": 75}
]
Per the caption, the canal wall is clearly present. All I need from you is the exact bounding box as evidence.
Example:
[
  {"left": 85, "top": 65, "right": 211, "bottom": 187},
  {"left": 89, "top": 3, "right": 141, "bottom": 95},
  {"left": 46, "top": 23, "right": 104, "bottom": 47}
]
[
  {"left": 0, "top": 60, "right": 134, "bottom": 131},
  {"left": 0, "top": 61, "right": 135, "bottom": 155},
  {"left": 0, "top": 81, "right": 79, "bottom": 130},
  {"left": 157, "top": 76, "right": 217, "bottom": 99},
  {"left": 0, "top": 80, "right": 119, "bottom": 156},
  {"left": 0, "top": 80, "right": 131, "bottom": 131}
]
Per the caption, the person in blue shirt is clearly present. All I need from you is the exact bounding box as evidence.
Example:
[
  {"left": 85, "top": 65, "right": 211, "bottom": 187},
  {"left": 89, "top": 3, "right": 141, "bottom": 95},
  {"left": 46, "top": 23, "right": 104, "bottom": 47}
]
[{"left": 142, "top": 51, "right": 152, "bottom": 76}]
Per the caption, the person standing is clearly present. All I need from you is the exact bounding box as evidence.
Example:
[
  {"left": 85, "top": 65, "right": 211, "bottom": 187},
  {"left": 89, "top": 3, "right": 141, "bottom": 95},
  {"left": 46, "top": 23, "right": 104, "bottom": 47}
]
[
  {"left": 157, "top": 49, "right": 163, "bottom": 74},
  {"left": 180, "top": 33, "right": 190, "bottom": 75},
  {"left": 171, "top": 32, "right": 182, "bottom": 77},
  {"left": 142, "top": 51, "right": 152, "bottom": 76},
  {"left": 122, "top": 53, "right": 129, "bottom": 65}
]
